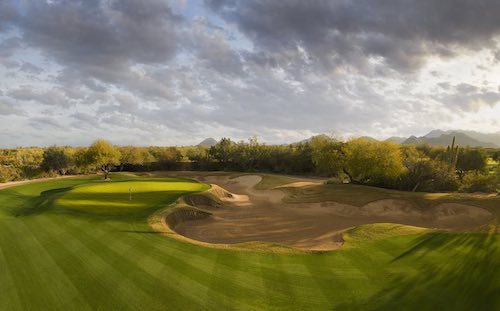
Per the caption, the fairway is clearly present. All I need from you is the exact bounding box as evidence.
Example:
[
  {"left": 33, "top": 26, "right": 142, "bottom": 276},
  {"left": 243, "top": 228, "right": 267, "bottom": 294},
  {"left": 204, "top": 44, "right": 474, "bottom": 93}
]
[{"left": 0, "top": 173, "right": 499, "bottom": 310}]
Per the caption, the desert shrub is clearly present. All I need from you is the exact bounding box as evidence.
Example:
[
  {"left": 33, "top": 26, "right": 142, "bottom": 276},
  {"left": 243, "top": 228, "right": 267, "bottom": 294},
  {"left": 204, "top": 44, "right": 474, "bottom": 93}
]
[
  {"left": 460, "top": 172, "right": 499, "bottom": 193},
  {"left": 0, "top": 165, "right": 19, "bottom": 182}
]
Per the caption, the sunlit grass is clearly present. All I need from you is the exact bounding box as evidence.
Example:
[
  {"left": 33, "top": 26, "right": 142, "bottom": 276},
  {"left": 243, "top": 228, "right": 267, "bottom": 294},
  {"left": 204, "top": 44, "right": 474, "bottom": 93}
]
[{"left": 55, "top": 179, "right": 208, "bottom": 215}]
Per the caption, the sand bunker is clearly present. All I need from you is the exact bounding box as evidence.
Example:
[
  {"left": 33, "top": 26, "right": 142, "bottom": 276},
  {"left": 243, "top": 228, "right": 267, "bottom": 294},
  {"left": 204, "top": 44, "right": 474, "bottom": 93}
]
[{"left": 167, "top": 175, "right": 494, "bottom": 251}]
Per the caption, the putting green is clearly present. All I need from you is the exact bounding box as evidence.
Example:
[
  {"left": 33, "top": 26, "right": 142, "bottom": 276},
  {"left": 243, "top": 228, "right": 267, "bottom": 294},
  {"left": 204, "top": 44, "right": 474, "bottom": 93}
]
[
  {"left": 55, "top": 180, "right": 208, "bottom": 215},
  {"left": 0, "top": 173, "right": 498, "bottom": 310}
]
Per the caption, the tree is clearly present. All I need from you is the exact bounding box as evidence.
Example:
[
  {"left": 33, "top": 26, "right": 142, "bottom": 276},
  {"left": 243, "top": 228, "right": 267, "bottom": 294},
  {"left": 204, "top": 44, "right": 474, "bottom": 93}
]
[
  {"left": 209, "top": 138, "right": 234, "bottom": 168},
  {"left": 492, "top": 150, "right": 500, "bottom": 162},
  {"left": 310, "top": 135, "right": 344, "bottom": 177},
  {"left": 85, "top": 140, "right": 121, "bottom": 179},
  {"left": 456, "top": 147, "right": 488, "bottom": 178},
  {"left": 343, "top": 138, "right": 405, "bottom": 186},
  {"left": 149, "top": 147, "right": 182, "bottom": 170},
  {"left": 119, "top": 146, "right": 145, "bottom": 171},
  {"left": 13, "top": 148, "right": 44, "bottom": 179},
  {"left": 41, "top": 146, "right": 71, "bottom": 175},
  {"left": 401, "top": 146, "right": 435, "bottom": 192}
]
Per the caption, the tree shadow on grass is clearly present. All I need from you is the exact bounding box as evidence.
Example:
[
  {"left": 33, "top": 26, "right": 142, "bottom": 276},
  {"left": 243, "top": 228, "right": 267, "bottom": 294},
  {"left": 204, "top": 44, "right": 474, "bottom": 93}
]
[
  {"left": 337, "top": 232, "right": 500, "bottom": 311},
  {"left": 11, "top": 187, "right": 73, "bottom": 217}
]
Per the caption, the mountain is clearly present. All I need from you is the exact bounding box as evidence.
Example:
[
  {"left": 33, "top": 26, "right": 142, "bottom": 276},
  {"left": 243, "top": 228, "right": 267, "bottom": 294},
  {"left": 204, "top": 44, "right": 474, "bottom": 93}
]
[
  {"left": 422, "top": 129, "right": 500, "bottom": 147},
  {"left": 424, "top": 129, "right": 447, "bottom": 138},
  {"left": 385, "top": 136, "right": 407, "bottom": 144},
  {"left": 459, "top": 130, "right": 500, "bottom": 147},
  {"left": 197, "top": 138, "right": 217, "bottom": 147},
  {"left": 403, "top": 132, "right": 498, "bottom": 148}
]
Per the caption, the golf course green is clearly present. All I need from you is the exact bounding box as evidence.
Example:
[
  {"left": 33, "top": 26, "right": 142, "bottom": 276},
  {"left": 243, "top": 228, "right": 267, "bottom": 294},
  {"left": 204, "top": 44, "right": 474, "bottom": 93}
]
[{"left": 0, "top": 173, "right": 499, "bottom": 310}]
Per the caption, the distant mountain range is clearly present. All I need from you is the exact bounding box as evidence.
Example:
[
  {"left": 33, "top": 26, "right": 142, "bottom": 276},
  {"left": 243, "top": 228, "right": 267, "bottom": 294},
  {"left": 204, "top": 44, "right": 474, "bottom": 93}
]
[
  {"left": 202, "top": 130, "right": 500, "bottom": 148},
  {"left": 393, "top": 130, "right": 500, "bottom": 148}
]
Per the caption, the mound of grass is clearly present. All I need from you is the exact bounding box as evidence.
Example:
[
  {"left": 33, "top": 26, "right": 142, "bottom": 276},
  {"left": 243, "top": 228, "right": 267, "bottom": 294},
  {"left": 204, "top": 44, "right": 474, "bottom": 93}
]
[
  {"left": 0, "top": 173, "right": 499, "bottom": 310},
  {"left": 343, "top": 223, "right": 429, "bottom": 247},
  {"left": 54, "top": 179, "right": 208, "bottom": 216}
]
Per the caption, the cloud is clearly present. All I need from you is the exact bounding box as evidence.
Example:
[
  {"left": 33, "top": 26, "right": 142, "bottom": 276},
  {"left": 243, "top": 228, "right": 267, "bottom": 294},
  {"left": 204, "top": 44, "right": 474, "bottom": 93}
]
[
  {"left": 206, "top": 0, "right": 500, "bottom": 72},
  {"left": 17, "top": 0, "right": 182, "bottom": 86},
  {"left": 436, "top": 83, "right": 500, "bottom": 112},
  {"left": 0, "top": 0, "right": 500, "bottom": 146},
  {"left": 7, "top": 86, "right": 72, "bottom": 107},
  {"left": 0, "top": 100, "right": 26, "bottom": 116}
]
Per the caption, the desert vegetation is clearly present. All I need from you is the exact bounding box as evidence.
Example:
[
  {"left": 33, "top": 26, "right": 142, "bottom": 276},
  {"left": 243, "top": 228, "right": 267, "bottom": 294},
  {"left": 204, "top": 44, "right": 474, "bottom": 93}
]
[{"left": 2, "top": 136, "right": 499, "bottom": 194}]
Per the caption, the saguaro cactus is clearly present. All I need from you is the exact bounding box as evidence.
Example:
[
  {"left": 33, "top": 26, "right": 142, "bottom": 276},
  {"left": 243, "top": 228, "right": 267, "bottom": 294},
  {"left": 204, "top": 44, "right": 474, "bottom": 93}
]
[{"left": 446, "top": 136, "right": 460, "bottom": 171}]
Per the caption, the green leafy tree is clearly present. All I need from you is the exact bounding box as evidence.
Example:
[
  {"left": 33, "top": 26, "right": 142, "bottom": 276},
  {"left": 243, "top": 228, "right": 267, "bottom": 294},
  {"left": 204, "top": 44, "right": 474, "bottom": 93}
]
[
  {"left": 310, "top": 135, "right": 344, "bottom": 177},
  {"left": 456, "top": 147, "right": 488, "bottom": 178},
  {"left": 85, "top": 140, "right": 121, "bottom": 179},
  {"left": 492, "top": 151, "right": 500, "bottom": 162},
  {"left": 41, "top": 146, "right": 71, "bottom": 175},
  {"left": 209, "top": 138, "right": 234, "bottom": 168},
  {"left": 343, "top": 138, "right": 405, "bottom": 186},
  {"left": 401, "top": 146, "right": 436, "bottom": 192},
  {"left": 119, "top": 146, "right": 146, "bottom": 171}
]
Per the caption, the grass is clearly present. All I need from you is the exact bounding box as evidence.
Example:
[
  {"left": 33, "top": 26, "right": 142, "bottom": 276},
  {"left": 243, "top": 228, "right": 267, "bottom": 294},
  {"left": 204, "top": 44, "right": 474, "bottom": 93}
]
[
  {"left": 55, "top": 179, "right": 208, "bottom": 216},
  {"left": 0, "top": 173, "right": 499, "bottom": 310}
]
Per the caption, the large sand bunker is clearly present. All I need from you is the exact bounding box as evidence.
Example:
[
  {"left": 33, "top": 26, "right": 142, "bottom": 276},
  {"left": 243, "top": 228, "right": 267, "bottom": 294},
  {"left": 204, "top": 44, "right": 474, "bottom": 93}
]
[{"left": 167, "top": 175, "right": 493, "bottom": 251}]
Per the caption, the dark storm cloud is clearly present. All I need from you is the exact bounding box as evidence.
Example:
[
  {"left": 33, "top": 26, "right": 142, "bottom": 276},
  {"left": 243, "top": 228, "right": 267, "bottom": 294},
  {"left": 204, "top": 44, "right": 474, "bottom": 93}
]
[
  {"left": 206, "top": 0, "right": 500, "bottom": 72},
  {"left": 0, "top": 0, "right": 18, "bottom": 30},
  {"left": 16, "top": 0, "right": 182, "bottom": 83}
]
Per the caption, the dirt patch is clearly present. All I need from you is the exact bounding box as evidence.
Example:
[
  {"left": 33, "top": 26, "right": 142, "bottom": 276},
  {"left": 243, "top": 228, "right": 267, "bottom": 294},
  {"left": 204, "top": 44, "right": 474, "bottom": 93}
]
[{"left": 164, "top": 174, "right": 494, "bottom": 251}]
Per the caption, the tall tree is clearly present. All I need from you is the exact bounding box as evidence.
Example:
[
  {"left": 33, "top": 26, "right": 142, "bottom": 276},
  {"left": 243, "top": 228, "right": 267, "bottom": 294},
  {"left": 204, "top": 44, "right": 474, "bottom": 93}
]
[{"left": 85, "top": 140, "right": 121, "bottom": 179}]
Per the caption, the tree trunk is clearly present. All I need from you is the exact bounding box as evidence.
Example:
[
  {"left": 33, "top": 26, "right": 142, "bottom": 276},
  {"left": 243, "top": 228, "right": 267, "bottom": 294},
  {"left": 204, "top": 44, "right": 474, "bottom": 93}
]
[
  {"left": 412, "top": 182, "right": 420, "bottom": 192},
  {"left": 342, "top": 168, "right": 358, "bottom": 184},
  {"left": 101, "top": 165, "right": 110, "bottom": 180}
]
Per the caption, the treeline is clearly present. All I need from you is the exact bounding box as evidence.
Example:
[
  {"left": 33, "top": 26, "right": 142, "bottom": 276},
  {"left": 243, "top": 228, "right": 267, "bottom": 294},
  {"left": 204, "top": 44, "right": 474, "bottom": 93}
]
[
  {"left": 0, "top": 140, "right": 183, "bottom": 182},
  {"left": 1, "top": 137, "right": 500, "bottom": 193}
]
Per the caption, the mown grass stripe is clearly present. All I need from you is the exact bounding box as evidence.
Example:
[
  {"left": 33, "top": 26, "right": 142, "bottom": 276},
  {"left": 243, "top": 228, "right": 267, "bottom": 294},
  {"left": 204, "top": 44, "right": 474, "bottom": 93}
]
[
  {"left": 29, "top": 215, "right": 182, "bottom": 310},
  {"left": 0, "top": 222, "right": 24, "bottom": 311},
  {"left": 46, "top": 215, "right": 211, "bottom": 309},
  {"left": 0, "top": 220, "right": 86, "bottom": 310}
]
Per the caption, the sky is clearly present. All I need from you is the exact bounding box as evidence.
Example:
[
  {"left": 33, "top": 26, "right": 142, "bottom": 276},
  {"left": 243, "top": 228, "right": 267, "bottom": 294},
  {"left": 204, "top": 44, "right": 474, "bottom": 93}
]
[{"left": 1, "top": 0, "right": 500, "bottom": 147}]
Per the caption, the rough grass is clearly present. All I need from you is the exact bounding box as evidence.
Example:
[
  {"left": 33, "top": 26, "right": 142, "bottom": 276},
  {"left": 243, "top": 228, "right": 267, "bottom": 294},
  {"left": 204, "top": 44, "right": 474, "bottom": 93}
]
[{"left": 0, "top": 173, "right": 499, "bottom": 310}]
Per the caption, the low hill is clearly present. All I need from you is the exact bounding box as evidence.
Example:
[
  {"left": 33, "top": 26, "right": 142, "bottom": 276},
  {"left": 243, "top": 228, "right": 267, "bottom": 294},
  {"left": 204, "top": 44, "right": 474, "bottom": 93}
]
[{"left": 197, "top": 137, "right": 217, "bottom": 147}]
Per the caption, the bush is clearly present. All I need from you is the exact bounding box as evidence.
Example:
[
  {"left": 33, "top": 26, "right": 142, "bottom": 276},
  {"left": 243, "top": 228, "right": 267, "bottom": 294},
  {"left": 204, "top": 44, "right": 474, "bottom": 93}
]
[
  {"left": 460, "top": 172, "right": 499, "bottom": 193},
  {"left": 0, "top": 165, "right": 19, "bottom": 183}
]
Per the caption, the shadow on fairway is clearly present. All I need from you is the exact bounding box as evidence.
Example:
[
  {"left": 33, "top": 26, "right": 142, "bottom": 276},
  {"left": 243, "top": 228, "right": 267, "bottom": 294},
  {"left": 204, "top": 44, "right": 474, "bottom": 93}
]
[
  {"left": 12, "top": 186, "right": 73, "bottom": 217},
  {"left": 338, "top": 232, "right": 500, "bottom": 311}
]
